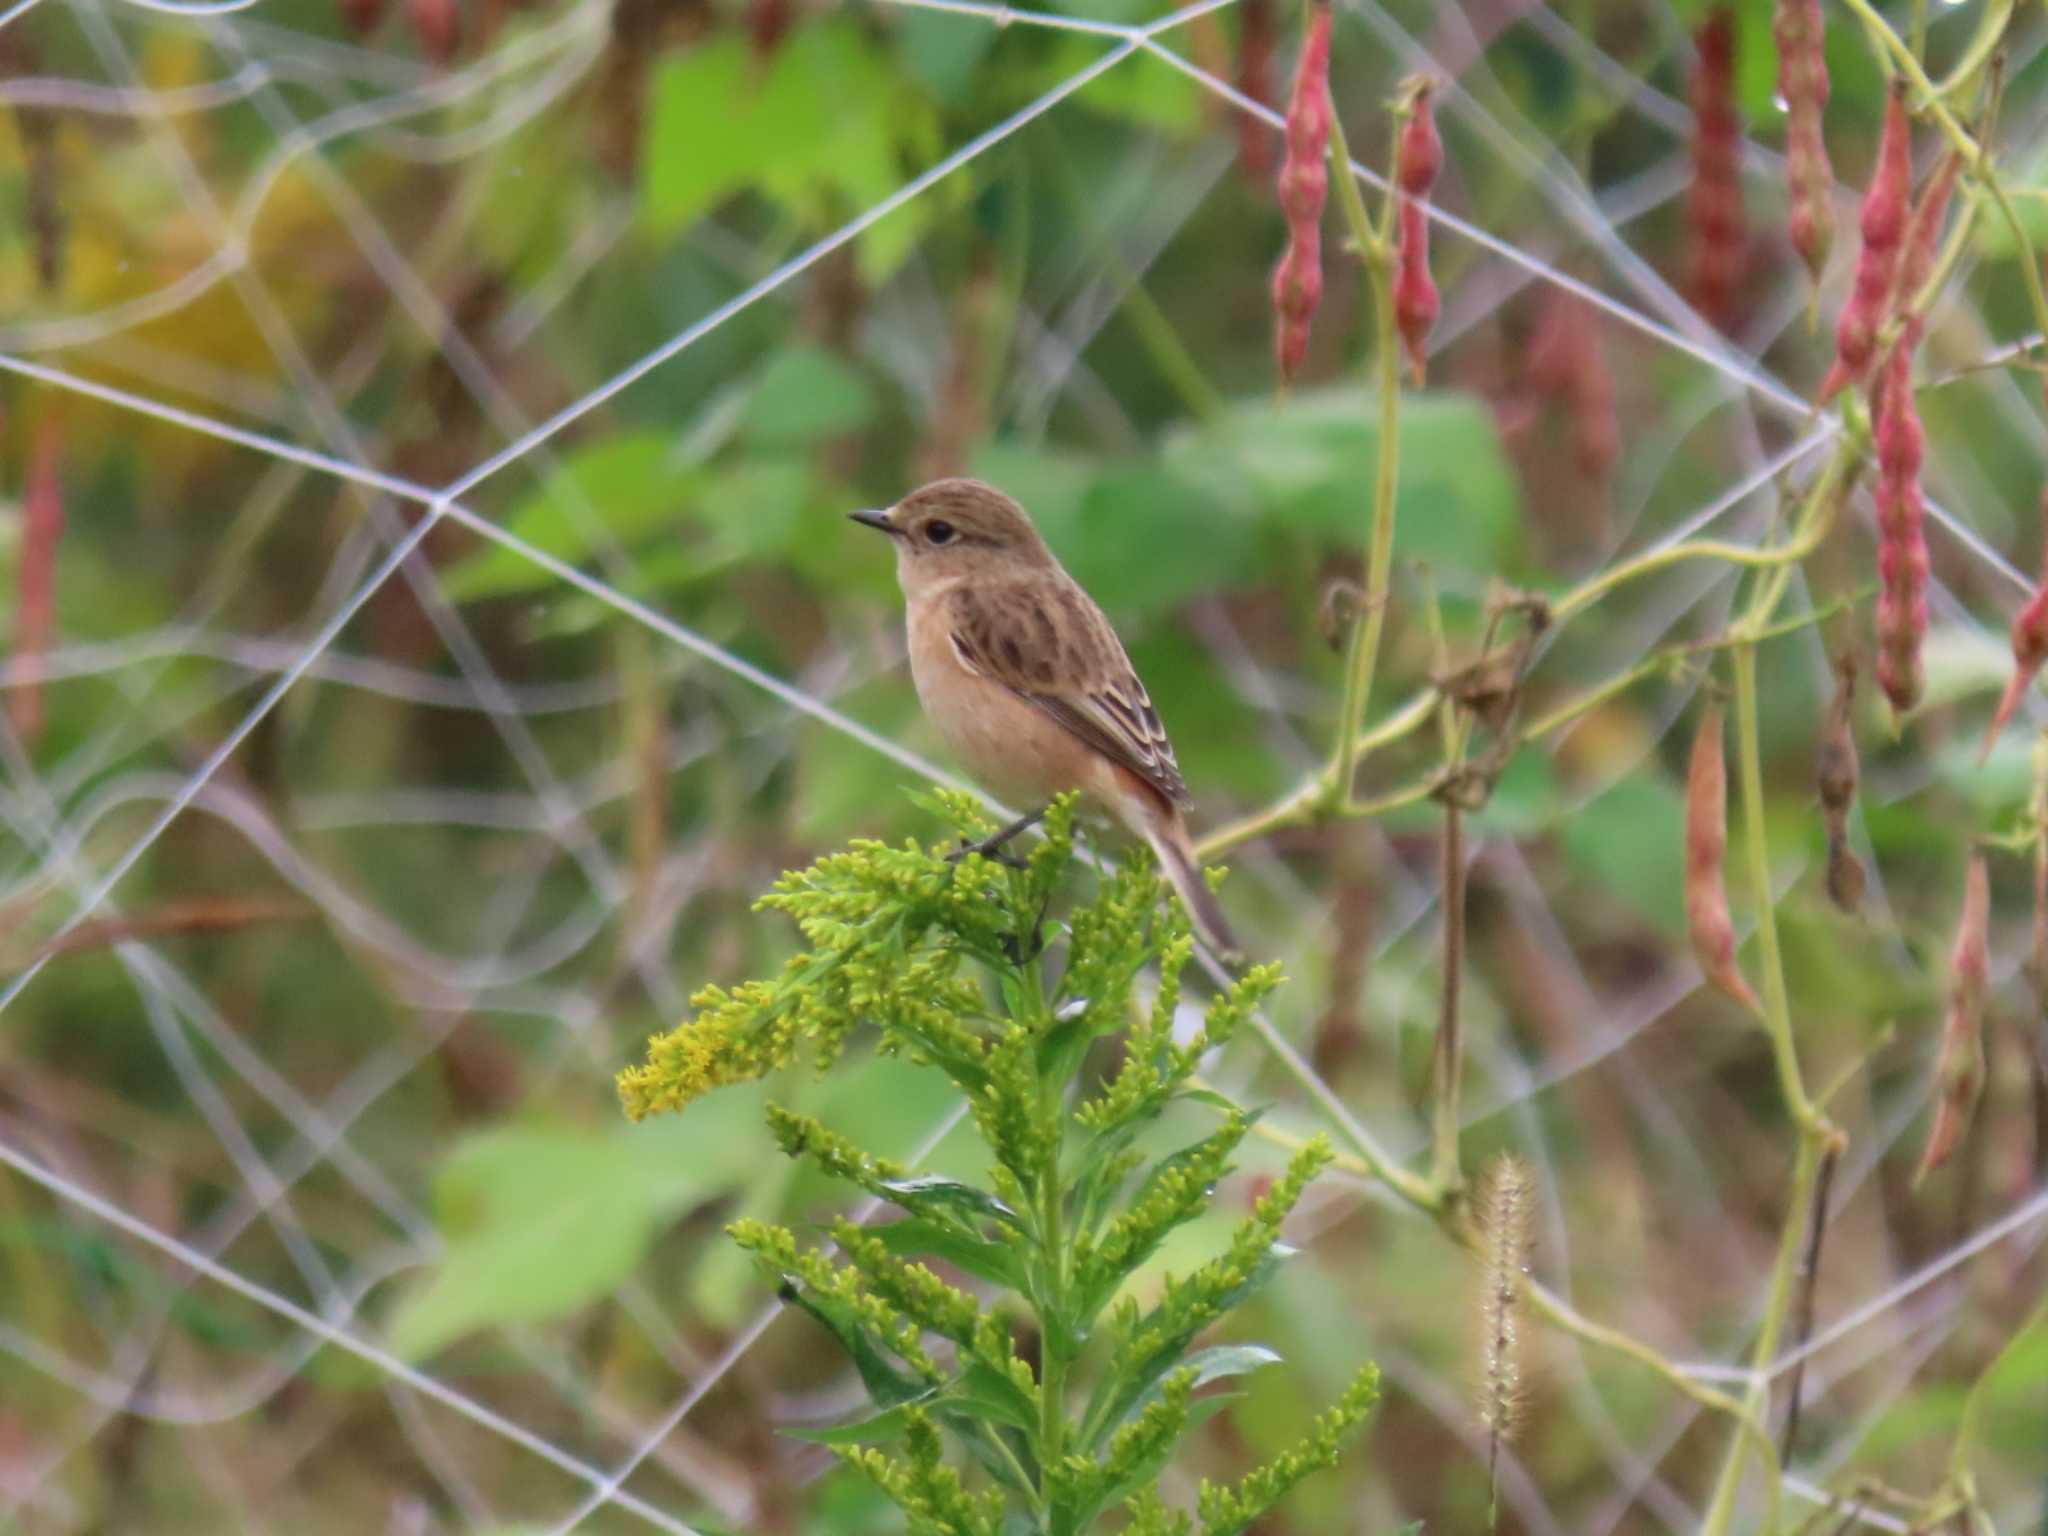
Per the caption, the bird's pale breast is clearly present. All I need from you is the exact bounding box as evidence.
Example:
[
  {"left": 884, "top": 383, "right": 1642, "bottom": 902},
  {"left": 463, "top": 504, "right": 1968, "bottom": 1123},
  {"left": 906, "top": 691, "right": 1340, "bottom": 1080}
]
[{"left": 906, "top": 588, "right": 1115, "bottom": 809}]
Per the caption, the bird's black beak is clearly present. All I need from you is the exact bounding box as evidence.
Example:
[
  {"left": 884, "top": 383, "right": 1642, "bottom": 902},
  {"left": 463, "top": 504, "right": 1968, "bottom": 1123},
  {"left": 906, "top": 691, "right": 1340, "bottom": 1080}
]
[{"left": 848, "top": 508, "right": 897, "bottom": 535}]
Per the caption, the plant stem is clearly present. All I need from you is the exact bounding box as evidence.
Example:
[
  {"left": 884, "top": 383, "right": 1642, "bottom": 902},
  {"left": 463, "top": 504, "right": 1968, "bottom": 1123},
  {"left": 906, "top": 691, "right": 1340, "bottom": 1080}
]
[
  {"left": 1549, "top": 505, "right": 1841, "bottom": 626},
  {"left": 1201, "top": 446, "right": 1857, "bottom": 862},
  {"left": 1699, "top": 1127, "right": 1824, "bottom": 1536},
  {"left": 1036, "top": 1165, "right": 1066, "bottom": 1496},
  {"left": 1196, "top": 687, "right": 1438, "bottom": 858},
  {"left": 1779, "top": 1134, "right": 1842, "bottom": 1462},
  {"left": 1521, "top": 1280, "right": 1781, "bottom": 1533},
  {"left": 1010, "top": 948, "right": 1068, "bottom": 1523},
  {"left": 1729, "top": 643, "right": 1821, "bottom": 1134},
  {"left": 1324, "top": 101, "right": 1403, "bottom": 816},
  {"left": 1429, "top": 800, "right": 1465, "bottom": 1196},
  {"left": 1694, "top": 443, "right": 1857, "bottom": 1529}
]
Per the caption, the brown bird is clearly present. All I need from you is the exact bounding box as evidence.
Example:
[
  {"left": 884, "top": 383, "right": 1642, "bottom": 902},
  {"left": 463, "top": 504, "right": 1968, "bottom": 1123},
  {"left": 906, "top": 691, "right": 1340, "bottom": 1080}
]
[{"left": 852, "top": 478, "right": 1242, "bottom": 963}]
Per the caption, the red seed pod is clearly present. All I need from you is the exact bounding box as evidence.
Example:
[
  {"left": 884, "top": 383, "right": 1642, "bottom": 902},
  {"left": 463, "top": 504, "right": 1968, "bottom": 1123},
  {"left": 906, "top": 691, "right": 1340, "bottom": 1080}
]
[
  {"left": 1393, "top": 194, "right": 1438, "bottom": 387},
  {"left": 1983, "top": 488, "right": 2048, "bottom": 762},
  {"left": 1686, "top": 699, "right": 1762, "bottom": 1015},
  {"left": 1772, "top": 0, "right": 1833, "bottom": 287},
  {"left": 408, "top": 0, "right": 458, "bottom": 63},
  {"left": 748, "top": 0, "right": 791, "bottom": 61},
  {"left": 1524, "top": 290, "right": 1575, "bottom": 398},
  {"left": 340, "top": 0, "right": 388, "bottom": 36},
  {"left": 1816, "top": 651, "right": 1865, "bottom": 912},
  {"left": 1569, "top": 344, "right": 1619, "bottom": 482},
  {"left": 10, "top": 417, "right": 64, "bottom": 748},
  {"left": 1236, "top": 0, "right": 1278, "bottom": 183},
  {"left": 1873, "top": 346, "right": 1929, "bottom": 720},
  {"left": 1820, "top": 81, "right": 1911, "bottom": 401},
  {"left": 1686, "top": 10, "right": 1747, "bottom": 333},
  {"left": 1270, "top": 0, "right": 1332, "bottom": 383},
  {"left": 1890, "top": 150, "right": 1961, "bottom": 354},
  {"left": 1525, "top": 288, "right": 1618, "bottom": 484},
  {"left": 1917, "top": 853, "right": 1990, "bottom": 1183},
  {"left": 1396, "top": 79, "right": 1441, "bottom": 198}
]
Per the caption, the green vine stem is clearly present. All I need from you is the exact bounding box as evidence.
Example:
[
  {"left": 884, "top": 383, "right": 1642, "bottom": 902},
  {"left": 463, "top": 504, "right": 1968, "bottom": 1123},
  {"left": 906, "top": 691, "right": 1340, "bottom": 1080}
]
[
  {"left": 1429, "top": 800, "right": 1466, "bottom": 1197},
  {"left": 1324, "top": 91, "right": 1404, "bottom": 816},
  {"left": 1202, "top": 408, "right": 1867, "bottom": 865},
  {"left": 1943, "top": 1285, "right": 2048, "bottom": 1530},
  {"left": 1699, "top": 1131, "right": 1825, "bottom": 1536},
  {"left": 1693, "top": 419, "right": 1869, "bottom": 1536}
]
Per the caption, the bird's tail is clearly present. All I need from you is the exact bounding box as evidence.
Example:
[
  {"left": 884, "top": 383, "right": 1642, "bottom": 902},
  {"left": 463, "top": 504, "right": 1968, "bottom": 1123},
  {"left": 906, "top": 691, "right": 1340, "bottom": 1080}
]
[{"left": 1142, "top": 816, "right": 1244, "bottom": 968}]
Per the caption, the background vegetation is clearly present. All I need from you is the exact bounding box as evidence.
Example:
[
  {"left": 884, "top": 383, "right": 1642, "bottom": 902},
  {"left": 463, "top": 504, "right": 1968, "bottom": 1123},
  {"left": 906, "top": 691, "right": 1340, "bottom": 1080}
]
[{"left": 0, "top": 0, "right": 2045, "bottom": 1531}]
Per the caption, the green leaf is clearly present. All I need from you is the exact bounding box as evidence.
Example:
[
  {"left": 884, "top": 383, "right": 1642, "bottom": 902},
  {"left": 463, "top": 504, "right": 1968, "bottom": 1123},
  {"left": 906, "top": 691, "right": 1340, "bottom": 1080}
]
[
  {"left": 1038, "top": 462, "right": 1261, "bottom": 613},
  {"left": 1074, "top": 1117, "right": 1261, "bottom": 1319},
  {"left": 1088, "top": 1392, "right": 1242, "bottom": 1518},
  {"left": 1088, "top": 1244, "right": 1295, "bottom": 1439},
  {"left": 1103, "top": 1345, "right": 1277, "bottom": 1446},
  {"left": 782, "top": 1402, "right": 919, "bottom": 1446},
  {"left": 387, "top": 1098, "right": 759, "bottom": 1359},
  {"left": 641, "top": 36, "right": 831, "bottom": 234},
  {"left": 1050, "top": 39, "right": 1202, "bottom": 131},
  {"left": 446, "top": 432, "right": 699, "bottom": 601},
  {"left": 1164, "top": 388, "right": 1521, "bottom": 571},
  {"left": 697, "top": 458, "right": 814, "bottom": 564},
  {"left": 872, "top": 1218, "right": 1027, "bottom": 1290},
  {"left": 876, "top": 1175, "right": 1023, "bottom": 1231},
  {"left": 943, "top": 1359, "right": 1040, "bottom": 1434},
  {"left": 1035, "top": 994, "right": 1121, "bottom": 1094},
  {"left": 1124, "top": 1115, "right": 1259, "bottom": 1216},
  {"left": 934, "top": 1415, "right": 1039, "bottom": 1495},
  {"left": 1070, "top": 1124, "right": 1149, "bottom": 1238},
  {"left": 894, "top": 6, "right": 997, "bottom": 103},
  {"left": 1558, "top": 773, "right": 1686, "bottom": 933},
  {"left": 777, "top": 1281, "right": 933, "bottom": 1410},
  {"left": 639, "top": 24, "right": 940, "bottom": 281},
  {"left": 400, "top": 1159, "right": 657, "bottom": 1362},
  {"left": 741, "top": 345, "right": 876, "bottom": 447}
]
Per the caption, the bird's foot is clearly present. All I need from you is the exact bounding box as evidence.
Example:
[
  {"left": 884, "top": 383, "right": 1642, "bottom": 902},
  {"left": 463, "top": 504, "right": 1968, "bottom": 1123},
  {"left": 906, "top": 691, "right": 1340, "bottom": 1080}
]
[
  {"left": 950, "top": 838, "right": 1028, "bottom": 871},
  {"left": 944, "top": 806, "right": 1047, "bottom": 870}
]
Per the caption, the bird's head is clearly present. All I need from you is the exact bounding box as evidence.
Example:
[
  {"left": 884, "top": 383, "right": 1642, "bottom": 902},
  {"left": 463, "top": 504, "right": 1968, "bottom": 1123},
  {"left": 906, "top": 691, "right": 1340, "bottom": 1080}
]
[{"left": 850, "top": 478, "right": 1056, "bottom": 593}]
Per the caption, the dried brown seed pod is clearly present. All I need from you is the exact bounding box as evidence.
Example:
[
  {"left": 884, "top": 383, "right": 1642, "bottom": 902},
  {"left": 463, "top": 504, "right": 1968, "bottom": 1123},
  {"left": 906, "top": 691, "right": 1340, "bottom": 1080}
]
[
  {"left": 1686, "top": 698, "right": 1762, "bottom": 1014},
  {"left": 1917, "top": 853, "right": 1990, "bottom": 1184},
  {"left": 1817, "top": 652, "right": 1865, "bottom": 913},
  {"left": 1773, "top": 0, "right": 1832, "bottom": 288}
]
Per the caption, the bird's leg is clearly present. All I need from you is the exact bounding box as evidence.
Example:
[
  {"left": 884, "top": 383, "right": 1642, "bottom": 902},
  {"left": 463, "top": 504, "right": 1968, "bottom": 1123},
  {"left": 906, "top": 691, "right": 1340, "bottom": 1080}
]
[{"left": 947, "top": 805, "right": 1048, "bottom": 869}]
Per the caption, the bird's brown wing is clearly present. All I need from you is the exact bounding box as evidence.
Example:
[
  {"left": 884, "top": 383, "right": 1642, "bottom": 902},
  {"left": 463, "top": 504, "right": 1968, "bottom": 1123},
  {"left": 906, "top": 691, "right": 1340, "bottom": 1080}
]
[{"left": 944, "top": 579, "right": 1192, "bottom": 808}]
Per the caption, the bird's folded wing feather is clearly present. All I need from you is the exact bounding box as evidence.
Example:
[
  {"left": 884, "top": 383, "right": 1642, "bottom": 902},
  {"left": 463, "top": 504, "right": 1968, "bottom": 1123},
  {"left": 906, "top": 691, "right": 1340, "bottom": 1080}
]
[{"left": 945, "top": 580, "right": 1192, "bottom": 808}]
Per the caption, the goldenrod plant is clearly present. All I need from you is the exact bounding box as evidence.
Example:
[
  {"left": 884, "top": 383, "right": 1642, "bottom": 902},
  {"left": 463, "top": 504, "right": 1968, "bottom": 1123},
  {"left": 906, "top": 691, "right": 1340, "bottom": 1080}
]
[{"left": 620, "top": 793, "right": 1378, "bottom": 1535}]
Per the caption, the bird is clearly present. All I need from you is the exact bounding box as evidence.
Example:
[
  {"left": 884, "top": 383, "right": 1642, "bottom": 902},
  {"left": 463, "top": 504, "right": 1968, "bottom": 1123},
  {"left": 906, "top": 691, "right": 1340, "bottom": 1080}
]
[{"left": 850, "top": 477, "right": 1242, "bottom": 964}]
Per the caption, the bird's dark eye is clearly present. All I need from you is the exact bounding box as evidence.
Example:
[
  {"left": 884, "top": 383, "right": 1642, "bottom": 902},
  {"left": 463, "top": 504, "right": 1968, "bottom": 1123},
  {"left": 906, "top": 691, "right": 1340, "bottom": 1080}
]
[{"left": 924, "top": 520, "right": 956, "bottom": 545}]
